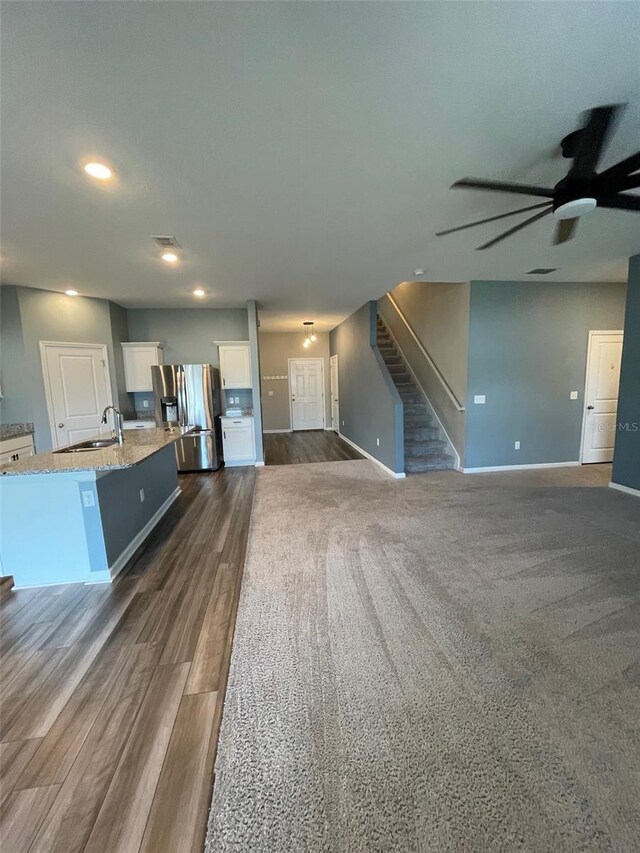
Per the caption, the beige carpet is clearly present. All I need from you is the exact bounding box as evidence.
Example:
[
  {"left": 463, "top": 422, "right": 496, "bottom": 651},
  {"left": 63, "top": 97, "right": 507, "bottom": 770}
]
[{"left": 206, "top": 460, "right": 640, "bottom": 852}]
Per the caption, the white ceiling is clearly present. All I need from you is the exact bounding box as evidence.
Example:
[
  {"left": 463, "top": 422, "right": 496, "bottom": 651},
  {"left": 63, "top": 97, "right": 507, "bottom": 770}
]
[{"left": 1, "top": 1, "right": 639, "bottom": 331}]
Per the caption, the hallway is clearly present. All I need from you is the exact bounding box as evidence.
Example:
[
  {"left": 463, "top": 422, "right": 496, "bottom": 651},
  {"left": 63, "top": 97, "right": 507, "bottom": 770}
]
[{"left": 263, "top": 430, "right": 363, "bottom": 466}]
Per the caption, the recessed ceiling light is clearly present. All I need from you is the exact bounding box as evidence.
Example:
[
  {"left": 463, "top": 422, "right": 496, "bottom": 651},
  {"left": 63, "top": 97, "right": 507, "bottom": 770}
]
[
  {"left": 161, "top": 252, "right": 179, "bottom": 264},
  {"left": 65, "top": 289, "right": 79, "bottom": 296},
  {"left": 193, "top": 288, "right": 205, "bottom": 297},
  {"left": 83, "top": 162, "right": 113, "bottom": 181}
]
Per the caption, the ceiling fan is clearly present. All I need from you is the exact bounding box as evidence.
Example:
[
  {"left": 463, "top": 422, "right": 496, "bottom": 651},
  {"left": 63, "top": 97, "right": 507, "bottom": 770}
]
[{"left": 437, "top": 103, "right": 640, "bottom": 250}]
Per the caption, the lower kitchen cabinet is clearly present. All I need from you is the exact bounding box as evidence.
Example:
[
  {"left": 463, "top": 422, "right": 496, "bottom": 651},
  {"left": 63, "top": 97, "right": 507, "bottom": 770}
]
[
  {"left": 0, "top": 433, "right": 35, "bottom": 467},
  {"left": 221, "top": 417, "right": 255, "bottom": 466}
]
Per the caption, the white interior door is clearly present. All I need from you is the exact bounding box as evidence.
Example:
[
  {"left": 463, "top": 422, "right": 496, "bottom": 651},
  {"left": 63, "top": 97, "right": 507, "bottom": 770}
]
[
  {"left": 41, "top": 342, "right": 113, "bottom": 448},
  {"left": 330, "top": 354, "right": 339, "bottom": 433},
  {"left": 289, "top": 358, "right": 324, "bottom": 431},
  {"left": 581, "top": 331, "right": 623, "bottom": 464}
]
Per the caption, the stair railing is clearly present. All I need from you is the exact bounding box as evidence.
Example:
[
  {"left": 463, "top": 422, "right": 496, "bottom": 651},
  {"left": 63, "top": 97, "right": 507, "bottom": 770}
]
[{"left": 385, "top": 293, "right": 465, "bottom": 413}]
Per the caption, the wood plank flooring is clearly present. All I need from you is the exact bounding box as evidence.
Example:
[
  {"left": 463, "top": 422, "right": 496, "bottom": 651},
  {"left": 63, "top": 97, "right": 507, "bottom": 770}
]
[
  {"left": 0, "top": 466, "right": 256, "bottom": 853},
  {"left": 264, "top": 429, "right": 363, "bottom": 465}
]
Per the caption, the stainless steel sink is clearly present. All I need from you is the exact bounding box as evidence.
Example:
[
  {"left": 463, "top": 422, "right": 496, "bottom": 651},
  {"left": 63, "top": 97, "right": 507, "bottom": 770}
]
[{"left": 54, "top": 438, "right": 119, "bottom": 454}]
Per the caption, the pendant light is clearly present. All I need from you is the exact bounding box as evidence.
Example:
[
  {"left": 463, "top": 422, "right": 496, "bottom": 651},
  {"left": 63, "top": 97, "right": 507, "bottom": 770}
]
[{"left": 303, "top": 321, "right": 315, "bottom": 348}]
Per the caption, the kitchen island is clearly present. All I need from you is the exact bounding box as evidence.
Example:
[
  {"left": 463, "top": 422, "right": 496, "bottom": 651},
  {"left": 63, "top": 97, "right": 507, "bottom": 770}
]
[{"left": 0, "top": 427, "right": 192, "bottom": 587}]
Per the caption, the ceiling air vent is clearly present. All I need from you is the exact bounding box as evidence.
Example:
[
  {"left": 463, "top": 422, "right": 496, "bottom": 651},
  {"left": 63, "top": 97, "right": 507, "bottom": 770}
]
[
  {"left": 152, "top": 235, "right": 182, "bottom": 250},
  {"left": 527, "top": 268, "right": 557, "bottom": 275}
]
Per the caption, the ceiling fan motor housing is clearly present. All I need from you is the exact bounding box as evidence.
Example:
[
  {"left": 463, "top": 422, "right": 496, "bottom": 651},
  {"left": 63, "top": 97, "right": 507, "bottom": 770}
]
[{"left": 552, "top": 177, "right": 597, "bottom": 220}]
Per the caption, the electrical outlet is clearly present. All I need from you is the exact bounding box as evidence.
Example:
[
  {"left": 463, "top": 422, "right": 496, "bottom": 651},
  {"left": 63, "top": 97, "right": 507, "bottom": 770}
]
[
  {"left": 473, "top": 394, "right": 486, "bottom": 405},
  {"left": 514, "top": 441, "right": 520, "bottom": 450},
  {"left": 376, "top": 437, "right": 380, "bottom": 446},
  {"left": 139, "top": 488, "right": 145, "bottom": 503},
  {"left": 268, "top": 390, "right": 274, "bottom": 397},
  {"left": 570, "top": 391, "right": 578, "bottom": 400},
  {"left": 143, "top": 399, "right": 149, "bottom": 408},
  {"left": 82, "top": 490, "right": 95, "bottom": 508}
]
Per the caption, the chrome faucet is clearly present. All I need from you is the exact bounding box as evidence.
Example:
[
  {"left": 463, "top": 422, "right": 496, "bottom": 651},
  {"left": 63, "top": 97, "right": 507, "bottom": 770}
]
[{"left": 101, "top": 405, "right": 125, "bottom": 446}]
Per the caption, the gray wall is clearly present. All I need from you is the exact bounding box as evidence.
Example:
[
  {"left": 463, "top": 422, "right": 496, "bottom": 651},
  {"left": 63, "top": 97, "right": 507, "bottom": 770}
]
[
  {"left": 612, "top": 254, "right": 640, "bottom": 492},
  {"left": 96, "top": 443, "right": 178, "bottom": 566},
  {"left": 0, "top": 285, "right": 31, "bottom": 425},
  {"left": 330, "top": 301, "right": 403, "bottom": 473},
  {"left": 109, "top": 302, "right": 132, "bottom": 415},
  {"left": 465, "top": 280, "right": 627, "bottom": 469},
  {"left": 388, "top": 281, "right": 470, "bottom": 401},
  {"left": 126, "top": 308, "right": 249, "bottom": 365},
  {"left": 259, "top": 331, "right": 331, "bottom": 431},
  {"left": 1, "top": 286, "right": 128, "bottom": 451}
]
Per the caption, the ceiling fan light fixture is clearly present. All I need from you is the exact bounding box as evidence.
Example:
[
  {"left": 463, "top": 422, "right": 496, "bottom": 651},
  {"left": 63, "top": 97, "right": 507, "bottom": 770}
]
[{"left": 553, "top": 198, "right": 597, "bottom": 220}]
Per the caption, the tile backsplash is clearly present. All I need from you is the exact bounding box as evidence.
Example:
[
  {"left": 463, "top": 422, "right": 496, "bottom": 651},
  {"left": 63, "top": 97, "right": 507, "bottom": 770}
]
[{"left": 224, "top": 389, "right": 253, "bottom": 411}]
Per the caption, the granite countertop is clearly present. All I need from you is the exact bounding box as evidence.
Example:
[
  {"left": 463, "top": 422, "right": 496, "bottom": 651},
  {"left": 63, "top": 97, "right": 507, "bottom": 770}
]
[
  {"left": 0, "top": 427, "right": 194, "bottom": 477},
  {"left": 0, "top": 423, "right": 35, "bottom": 440}
]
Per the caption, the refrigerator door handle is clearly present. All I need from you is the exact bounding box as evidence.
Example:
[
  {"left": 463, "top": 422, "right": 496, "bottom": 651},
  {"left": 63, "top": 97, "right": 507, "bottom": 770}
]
[{"left": 178, "top": 366, "right": 188, "bottom": 426}]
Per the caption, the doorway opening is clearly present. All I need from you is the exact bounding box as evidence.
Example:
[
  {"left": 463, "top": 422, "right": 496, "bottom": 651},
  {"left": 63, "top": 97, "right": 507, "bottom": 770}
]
[
  {"left": 580, "top": 330, "right": 624, "bottom": 464},
  {"left": 288, "top": 358, "right": 325, "bottom": 431},
  {"left": 40, "top": 341, "right": 113, "bottom": 448}
]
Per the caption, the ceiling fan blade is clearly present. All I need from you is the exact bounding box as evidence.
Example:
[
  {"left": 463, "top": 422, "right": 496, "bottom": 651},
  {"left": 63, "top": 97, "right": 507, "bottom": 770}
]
[
  {"left": 596, "top": 194, "right": 640, "bottom": 212},
  {"left": 553, "top": 217, "right": 578, "bottom": 245},
  {"left": 436, "top": 202, "right": 551, "bottom": 237},
  {"left": 452, "top": 178, "right": 554, "bottom": 198},
  {"left": 476, "top": 207, "right": 552, "bottom": 251},
  {"left": 568, "top": 104, "right": 622, "bottom": 182},
  {"left": 595, "top": 150, "right": 640, "bottom": 189},
  {"left": 613, "top": 173, "right": 640, "bottom": 192}
]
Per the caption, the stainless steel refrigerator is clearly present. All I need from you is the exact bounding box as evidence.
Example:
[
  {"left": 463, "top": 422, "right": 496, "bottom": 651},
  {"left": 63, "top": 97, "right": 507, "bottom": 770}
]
[{"left": 151, "top": 364, "right": 223, "bottom": 472}]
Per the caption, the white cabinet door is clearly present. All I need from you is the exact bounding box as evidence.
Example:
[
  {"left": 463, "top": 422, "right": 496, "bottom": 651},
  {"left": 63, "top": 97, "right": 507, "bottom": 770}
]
[
  {"left": 221, "top": 418, "right": 255, "bottom": 465},
  {"left": 122, "top": 344, "right": 164, "bottom": 392},
  {"left": 219, "top": 345, "right": 252, "bottom": 389}
]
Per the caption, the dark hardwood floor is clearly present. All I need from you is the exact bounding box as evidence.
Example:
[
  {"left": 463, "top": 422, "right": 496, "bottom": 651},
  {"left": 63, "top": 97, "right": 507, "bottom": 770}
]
[
  {"left": 263, "top": 429, "right": 364, "bottom": 465},
  {"left": 0, "top": 466, "right": 256, "bottom": 853}
]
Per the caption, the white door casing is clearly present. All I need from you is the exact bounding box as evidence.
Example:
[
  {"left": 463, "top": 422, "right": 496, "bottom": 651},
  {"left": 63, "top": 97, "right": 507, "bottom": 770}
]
[
  {"left": 580, "top": 330, "right": 624, "bottom": 464},
  {"left": 289, "top": 358, "right": 325, "bottom": 431},
  {"left": 330, "top": 354, "right": 339, "bottom": 433},
  {"left": 40, "top": 342, "right": 113, "bottom": 448}
]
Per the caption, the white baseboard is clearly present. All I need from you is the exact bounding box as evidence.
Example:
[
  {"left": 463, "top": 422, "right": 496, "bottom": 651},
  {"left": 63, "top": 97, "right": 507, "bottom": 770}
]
[
  {"left": 338, "top": 432, "right": 406, "bottom": 479},
  {"left": 463, "top": 461, "right": 580, "bottom": 474},
  {"left": 225, "top": 459, "right": 256, "bottom": 468},
  {"left": 262, "top": 429, "right": 292, "bottom": 434},
  {"left": 609, "top": 481, "right": 640, "bottom": 498},
  {"left": 254, "top": 460, "right": 265, "bottom": 467},
  {"left": 108, "top": 486, "right": 181, "bottom": 581}
]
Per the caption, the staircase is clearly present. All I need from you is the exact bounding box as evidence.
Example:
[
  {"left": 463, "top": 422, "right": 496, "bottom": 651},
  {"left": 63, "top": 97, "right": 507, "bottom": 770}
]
[{"left": 376, "top": 316, "right": 455, "bottom": 473}]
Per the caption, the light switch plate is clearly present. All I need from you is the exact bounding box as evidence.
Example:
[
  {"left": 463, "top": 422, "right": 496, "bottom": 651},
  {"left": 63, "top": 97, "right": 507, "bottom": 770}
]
[
  {"left": 473, "top": 394, "right": 486, "bottom": 405},
  {"left": 143, "top": 399, "right": 149, "bottom": 408},
  {"left": 514, "top": 441, "right": 520, "bottom": 450},
  {"left": 139, "top": 488, "right": 145, "bottom": 503},
  {"left": 570, "top": 391, "right": 578, "bottom": 400},
  {"left": 82, "top": 490, "right": 95, "bottom": 508}
]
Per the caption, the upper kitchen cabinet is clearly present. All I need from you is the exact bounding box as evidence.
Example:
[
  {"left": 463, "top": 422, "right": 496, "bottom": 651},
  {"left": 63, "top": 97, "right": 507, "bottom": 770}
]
[
  {"left": 218, "top": 344, "right": 252, "bottom": 389},
  {"left": 122, "top": 342, "right": 164, "bottom": 392}
]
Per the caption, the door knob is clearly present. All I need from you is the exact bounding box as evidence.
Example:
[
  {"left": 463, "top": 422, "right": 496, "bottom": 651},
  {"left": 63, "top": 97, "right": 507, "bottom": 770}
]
[
  {"left": 58, "top": 422, "right": 65, "bottom": 428},
  {"left": 587, "top": 405, "right": 594, "bottom": 411}
]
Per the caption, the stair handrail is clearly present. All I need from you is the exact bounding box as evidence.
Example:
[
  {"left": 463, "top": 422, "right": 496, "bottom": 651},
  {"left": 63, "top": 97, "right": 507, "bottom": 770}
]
[{"left": 385, "top": 293, "right": 465, "bottom": 413}]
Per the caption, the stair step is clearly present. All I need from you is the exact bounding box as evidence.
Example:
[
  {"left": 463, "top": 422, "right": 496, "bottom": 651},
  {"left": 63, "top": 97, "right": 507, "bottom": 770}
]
[
  {"left": 388, "top": 363, "right": 407, "bottom": 373},
  {"left": 384, "top": 355, "right": 403, "bottom": 366},
  {"left": 404, "top": 439, "right": 447, "bottom": 458},
  {"left": 393, "top": 375, "right": 412, "bottom": 385},
  {"left": 405, "top": 454, "right": 455, "bottom": 473},
  {"left": 404, "top": 403, "right": 429, "bottom": 416},
  {"left": 405, "top": 425, "right": 439, "bottom": 441}
]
